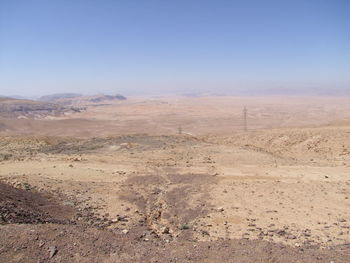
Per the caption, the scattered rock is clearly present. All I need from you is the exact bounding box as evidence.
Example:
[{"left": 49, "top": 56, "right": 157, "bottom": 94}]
[
  {"left": 48, "top": 246, "right": 57, "bottom": 258},
  {"left": 161, "top": 226, "right": 170, "bottom": 234},
  {"left": 179, "top": 224, "right": 190, "bottom": 230}
]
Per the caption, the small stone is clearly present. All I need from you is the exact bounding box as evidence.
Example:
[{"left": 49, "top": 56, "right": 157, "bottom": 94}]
[
  {"left": 217, "top": 207, "right": 224, "bottom": 212},
  {"left": 48, "top": 246, "right": 57, "bottom": 258},
  {"left": 161, "top": 226, "right": 170, "bottom": 234},
  {"left": 122, "top": 229, "right": 129, "bottom": 234},
  {"left": 277, "top": 230, "right": 286, "bottom": 236}
]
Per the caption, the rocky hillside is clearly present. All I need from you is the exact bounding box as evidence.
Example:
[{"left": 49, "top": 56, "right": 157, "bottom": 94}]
[
  {"left": 89, "top": 94, "right": 127, "bottom": 103},
  {"left": 208, "top": 126, "right": 350, "bottom": 166},
  {"left": 0, "top": 98, "right": 82, "bottom": 118},
  {"left": 39, "top": 93, "right": 127, "bottom": 105}
]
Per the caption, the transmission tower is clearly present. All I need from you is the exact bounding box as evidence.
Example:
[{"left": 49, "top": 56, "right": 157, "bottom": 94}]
[{"left": 243, "top": 107, "right": 247, "bottom": 132}]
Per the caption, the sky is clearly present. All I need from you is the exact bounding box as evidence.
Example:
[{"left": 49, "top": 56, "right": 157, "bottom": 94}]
[{"left": 0, "top": 0, "right": 349, "bottom": 97}]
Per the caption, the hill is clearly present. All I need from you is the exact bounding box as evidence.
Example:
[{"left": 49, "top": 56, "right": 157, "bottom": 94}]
[
  {"left": 0, "top": 97, "right": 82, "bottom": 118},
  {"left": 39, "top": 93, "right": 82, "bottom": 102}
]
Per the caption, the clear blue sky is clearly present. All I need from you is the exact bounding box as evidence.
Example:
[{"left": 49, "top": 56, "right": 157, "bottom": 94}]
[{"left": 0, "top": 0, "right": 349, "bottom": 96}]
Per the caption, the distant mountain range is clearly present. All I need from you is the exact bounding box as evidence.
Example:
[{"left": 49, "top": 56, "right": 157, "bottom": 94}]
[
  {"left": 0, "top": 93, "right": 128, "bottom": 118},
  {"left": 39, "top": 93, "right": 83, "bottom": 101},
  {"left": 181, "top": 88, "right": 350, "bottom": 97},
  {"left": 0, "top": 97, "right": 81, "bottom": 118},
  {"left": 38, "top": 93, "right": 127, "bottom": 103},
  {"left": 1, "top": 93, "right": 128, "bottom": 102}
]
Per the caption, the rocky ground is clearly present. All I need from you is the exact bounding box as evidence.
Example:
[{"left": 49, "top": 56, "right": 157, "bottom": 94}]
[{"left": 0, "top": 126, "right": 349, "bottom": 262}]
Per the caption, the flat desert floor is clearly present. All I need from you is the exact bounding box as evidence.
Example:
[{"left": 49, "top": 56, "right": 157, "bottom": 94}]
[{"left": 0, "top": 96, "right": 350, "bottom": 262}]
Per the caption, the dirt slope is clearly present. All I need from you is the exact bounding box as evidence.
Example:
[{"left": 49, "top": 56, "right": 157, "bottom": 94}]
[{"left": 0, "top": 118, "right": 349, "bottom": 262}]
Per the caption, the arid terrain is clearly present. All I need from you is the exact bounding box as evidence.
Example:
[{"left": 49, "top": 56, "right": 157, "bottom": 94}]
[
  {"left": 0, "top": 96, "right": 350, "bottom": 262},
  {"left": 1, "top": 95, "right": 350, "bottom": 137}
]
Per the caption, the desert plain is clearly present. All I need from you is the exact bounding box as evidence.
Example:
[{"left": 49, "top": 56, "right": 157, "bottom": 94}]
[{"left": 0, "top": 95, "right": 350, "bottom": 262}]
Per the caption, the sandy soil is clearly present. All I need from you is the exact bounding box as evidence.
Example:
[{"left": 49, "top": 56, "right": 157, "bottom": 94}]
[{"left": 0, "top": 96, "right": 350, "bottom": 262}]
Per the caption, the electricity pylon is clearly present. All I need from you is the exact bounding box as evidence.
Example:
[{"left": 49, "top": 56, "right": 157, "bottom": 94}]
[{"left": 243, "top": 107, "right": 247, "bottom": 132}]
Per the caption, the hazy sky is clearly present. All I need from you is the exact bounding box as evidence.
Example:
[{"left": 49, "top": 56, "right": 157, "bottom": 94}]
[{"left": 0, "top": 0, "right": 349, "bottom": 96}]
